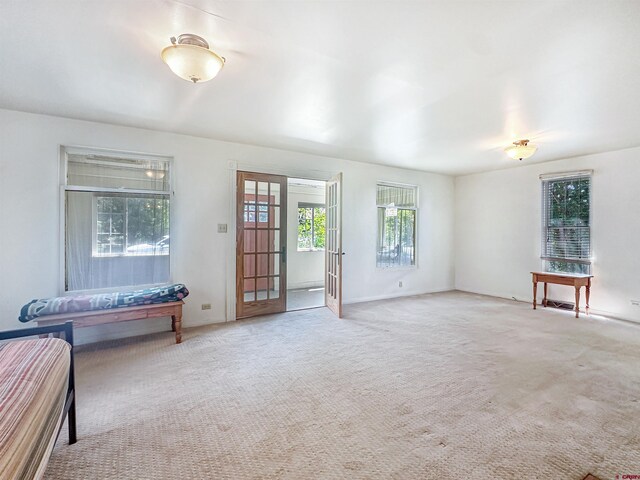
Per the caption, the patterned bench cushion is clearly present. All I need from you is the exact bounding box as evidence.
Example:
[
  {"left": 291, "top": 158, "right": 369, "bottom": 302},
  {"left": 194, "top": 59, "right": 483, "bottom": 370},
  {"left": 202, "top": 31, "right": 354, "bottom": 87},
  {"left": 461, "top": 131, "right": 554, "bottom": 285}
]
[
  {"left": 0, "top": 338, "right": 70, "bottom": 480},
  {"left": 19, "top": 283, "right": 189, "bottom": 322}
]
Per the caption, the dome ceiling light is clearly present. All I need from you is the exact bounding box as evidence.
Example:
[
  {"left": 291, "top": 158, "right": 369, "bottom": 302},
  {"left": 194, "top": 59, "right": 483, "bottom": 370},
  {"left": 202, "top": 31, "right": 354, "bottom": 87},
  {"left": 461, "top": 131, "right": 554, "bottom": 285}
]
[
  {"left": 161, "top": 33, "right": 225, "bottom": 83},
  {"left": 505, "top": 139, "right": 537, "bottom": 161}
]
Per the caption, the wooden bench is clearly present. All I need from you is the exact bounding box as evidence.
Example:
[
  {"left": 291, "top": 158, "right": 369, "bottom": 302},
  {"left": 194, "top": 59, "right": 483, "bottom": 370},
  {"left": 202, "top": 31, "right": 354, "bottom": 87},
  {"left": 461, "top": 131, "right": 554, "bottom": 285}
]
[{"left": 36, "top": 301, "right": 184, "bottom": 344}]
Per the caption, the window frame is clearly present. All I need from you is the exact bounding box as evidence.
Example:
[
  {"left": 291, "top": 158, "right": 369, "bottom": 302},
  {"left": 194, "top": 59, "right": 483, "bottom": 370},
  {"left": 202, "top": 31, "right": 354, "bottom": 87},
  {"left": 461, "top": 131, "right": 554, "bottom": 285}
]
[
  {"left": 375, "top": 181, "right": 419, "bottom": 270},
  {"left": 540, "top": 171, "right": 592, "bottom": 275},
  {"left": 59, "top": 145, "right": 174, "bottom": 294},
  {"left": 297, "top": 202, "right": 326, "bottom": 252},
  {"left": 92, "top": 194, "right": 125, "bottom": 257}
]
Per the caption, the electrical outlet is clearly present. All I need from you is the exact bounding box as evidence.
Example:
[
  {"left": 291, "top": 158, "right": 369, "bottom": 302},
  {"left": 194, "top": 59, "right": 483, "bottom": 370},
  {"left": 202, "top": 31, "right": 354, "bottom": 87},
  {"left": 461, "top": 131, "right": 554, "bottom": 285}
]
[
  {"left": 399, "top": 281, "right": 403, "bottom": 288},
  {"left": 217, "top": 224, "right": 228, "bottom": 233},
  {"left": 201, "top": 303, "right": 212, "bottom": 310},
  {"left": 631, "top": 300, "right": 640, "bottom": 306}
]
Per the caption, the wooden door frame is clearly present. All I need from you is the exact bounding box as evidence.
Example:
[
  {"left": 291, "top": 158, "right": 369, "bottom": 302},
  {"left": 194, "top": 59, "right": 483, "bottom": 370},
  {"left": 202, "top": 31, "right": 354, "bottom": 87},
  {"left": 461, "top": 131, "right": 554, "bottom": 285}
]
[
  {"left": 226, "top": 161, "right": 335, "bottom": 322},
  {"left": 236, "top": 171, "right": 288, "bottom": 319}
]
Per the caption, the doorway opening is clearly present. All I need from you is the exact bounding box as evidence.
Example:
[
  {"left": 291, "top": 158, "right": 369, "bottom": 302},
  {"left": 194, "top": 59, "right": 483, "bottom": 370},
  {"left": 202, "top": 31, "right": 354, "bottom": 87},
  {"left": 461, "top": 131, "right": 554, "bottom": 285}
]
[
  {"left": 287, "top": 178, "right": 326, "bottom": 311},
  {"left": 235, "top": 170, "right": 342, "bottom": 319}
]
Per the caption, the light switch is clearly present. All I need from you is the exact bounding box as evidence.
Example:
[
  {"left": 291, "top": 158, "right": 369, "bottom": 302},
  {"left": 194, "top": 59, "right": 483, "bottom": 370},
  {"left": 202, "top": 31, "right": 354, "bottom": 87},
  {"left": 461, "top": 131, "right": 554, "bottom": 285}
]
[{"left": 217, "top": 224, "right": 228, "bottom": 233}]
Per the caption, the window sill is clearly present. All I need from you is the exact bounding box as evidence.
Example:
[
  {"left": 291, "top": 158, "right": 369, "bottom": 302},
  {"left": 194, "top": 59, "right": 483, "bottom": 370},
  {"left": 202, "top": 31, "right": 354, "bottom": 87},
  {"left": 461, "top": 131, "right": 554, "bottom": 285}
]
[
  {"left": 376, "top": 265, "right": 417, "bottom": 271},
  {"left": 297, "top": 248, "right": 325, "bottom": 253},
  {"left": 64, "top": 281, "right": 171, "bottom": 296},
  {"left": 92, "top": 253, "right": 170, "bottom": 258}
]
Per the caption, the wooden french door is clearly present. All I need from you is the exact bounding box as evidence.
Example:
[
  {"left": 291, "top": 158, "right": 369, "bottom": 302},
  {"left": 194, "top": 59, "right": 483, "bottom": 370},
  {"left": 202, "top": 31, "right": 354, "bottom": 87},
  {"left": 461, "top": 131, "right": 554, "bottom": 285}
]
[
  {"left": 236, "top": 171, "right": 288, "bottom": 319},
  {"left": 325, "top": 173, "right": 343, "bottom": 317}
]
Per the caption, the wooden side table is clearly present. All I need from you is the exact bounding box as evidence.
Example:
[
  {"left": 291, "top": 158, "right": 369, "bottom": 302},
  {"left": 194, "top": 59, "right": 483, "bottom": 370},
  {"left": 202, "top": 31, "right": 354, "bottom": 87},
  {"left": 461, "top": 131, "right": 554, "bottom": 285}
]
[{"left": 531, "top": 272, "right": 593, "bottom": 318}]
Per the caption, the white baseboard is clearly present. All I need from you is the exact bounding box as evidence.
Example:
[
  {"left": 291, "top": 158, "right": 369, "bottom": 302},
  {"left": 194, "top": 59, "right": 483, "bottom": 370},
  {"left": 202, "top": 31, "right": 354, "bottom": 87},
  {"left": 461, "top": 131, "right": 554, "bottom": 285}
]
[
  {"left": 187, "top": 316, "right": 227, "bottom": 327},
  {"left": 287, "top": 282, "right": 324, "bottom": 290},
  {"left": 74, "top": 315, "right": 227, "bottom": 345},
  {"left": 344, "top": 287, "right": 454, "bottom": 306},
  {"left": 454, "top": 288, "right": 640, "bottom": 326}
]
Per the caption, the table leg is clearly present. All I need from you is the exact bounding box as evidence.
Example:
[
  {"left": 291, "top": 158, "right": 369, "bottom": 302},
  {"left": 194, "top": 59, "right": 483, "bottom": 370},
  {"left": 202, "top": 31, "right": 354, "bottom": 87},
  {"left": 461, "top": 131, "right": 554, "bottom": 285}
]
[
  {"left": 543, "top": 283, "right": 548, "bottom": 307},
  {"left": 171, "top": 316, "right": 176, "bottom": 332},
  {"left": 533, "top": 281, "right": 537, "bottom": 310},
  {"left": 36, "top": 322, "right": 49, "bottom": 339},
  {"left": 574, "top": 286, "right": 580, "bottom": 318},
  {"left": 586, "top": 281, "right": 591, "bottom": 315},
  {"left": 171, "top": 314, "right": 182, "bottom": 344}
]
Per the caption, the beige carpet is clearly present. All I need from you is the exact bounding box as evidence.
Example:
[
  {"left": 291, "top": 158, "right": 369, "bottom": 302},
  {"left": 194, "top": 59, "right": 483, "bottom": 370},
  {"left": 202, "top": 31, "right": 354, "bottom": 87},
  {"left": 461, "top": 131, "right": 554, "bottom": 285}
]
[{"left": 46, "top": 291, "right": 640, "bottom": 479}]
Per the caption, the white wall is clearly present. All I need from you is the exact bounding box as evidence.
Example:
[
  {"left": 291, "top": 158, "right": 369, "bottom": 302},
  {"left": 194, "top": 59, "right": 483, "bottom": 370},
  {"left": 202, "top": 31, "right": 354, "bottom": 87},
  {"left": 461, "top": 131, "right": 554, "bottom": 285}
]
[
  {"left": 286, "top": 181, "right": 325, "bottom": 290},
  {"left": 455, "top": 146, "right": 640, "bottom": 324},
  {"left": 0, "top": 109, "right": 455, "bottom": 343}
]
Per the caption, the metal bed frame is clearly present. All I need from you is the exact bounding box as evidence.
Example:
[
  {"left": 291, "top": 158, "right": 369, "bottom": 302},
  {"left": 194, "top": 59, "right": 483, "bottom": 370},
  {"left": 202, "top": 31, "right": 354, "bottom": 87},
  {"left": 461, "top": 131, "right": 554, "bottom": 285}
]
[{"left": 0, "top": 321, "right": 77, "bottom": 444}]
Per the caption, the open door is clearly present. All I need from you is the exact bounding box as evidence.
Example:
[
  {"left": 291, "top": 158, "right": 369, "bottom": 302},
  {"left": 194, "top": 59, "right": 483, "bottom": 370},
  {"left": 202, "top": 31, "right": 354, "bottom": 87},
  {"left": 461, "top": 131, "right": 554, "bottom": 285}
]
[
  {"left": 236, "top": 171, "right": 288, "bottom": 319},
  {"left": 325, "top": 173, "right": 343, "bottom": 317}
]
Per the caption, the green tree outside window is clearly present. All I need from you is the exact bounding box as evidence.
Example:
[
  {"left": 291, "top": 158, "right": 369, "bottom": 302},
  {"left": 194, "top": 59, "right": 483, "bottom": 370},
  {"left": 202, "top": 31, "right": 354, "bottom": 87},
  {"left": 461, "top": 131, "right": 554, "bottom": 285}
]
[
  {"left": 543, "top": 176, "right": 591, "bottom": 274},
  {"left": 298, "top": 205, "right": 325, "bottom": 250}
]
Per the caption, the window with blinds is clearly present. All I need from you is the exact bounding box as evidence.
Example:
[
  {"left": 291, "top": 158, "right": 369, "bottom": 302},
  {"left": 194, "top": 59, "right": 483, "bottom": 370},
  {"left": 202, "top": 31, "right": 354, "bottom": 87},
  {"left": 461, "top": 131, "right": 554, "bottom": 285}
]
[
  {"left": 63, "top": 147, "right": 172, "bottom": 291},
  {"left": 376, "top": 183, "right": 417, "bottom": 268},
  {"left": 541, "top": 174, "right": 591, "bottom": 274}
]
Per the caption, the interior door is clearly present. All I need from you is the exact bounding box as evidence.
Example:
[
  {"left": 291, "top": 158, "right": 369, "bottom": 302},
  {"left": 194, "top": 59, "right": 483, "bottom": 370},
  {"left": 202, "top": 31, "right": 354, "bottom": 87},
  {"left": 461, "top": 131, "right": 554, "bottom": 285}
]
[
  {"left": 325, "top": 173, "right": 343, "bottom": 317},
  {"left": 236, "top": 171, "right": 287, "bottom": 319}
]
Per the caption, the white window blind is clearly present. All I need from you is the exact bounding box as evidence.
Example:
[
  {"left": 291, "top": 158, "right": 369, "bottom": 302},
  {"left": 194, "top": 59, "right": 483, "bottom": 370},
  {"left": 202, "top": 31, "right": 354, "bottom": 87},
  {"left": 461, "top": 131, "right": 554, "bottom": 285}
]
[
  {"left": 376, "top": 183, "right": 417, "bottom": 268},
  {"left": 541, "top": 173, "right": 591, "bottom": 274},
  {"left": 63, "top": 148, "right": 172, "bottom": 292},
  {"left": 67, "top": 152, "right": 170, "bottom": 192},
  {"left": 376, "top": 184, "right": 417, "bottom": 207}
]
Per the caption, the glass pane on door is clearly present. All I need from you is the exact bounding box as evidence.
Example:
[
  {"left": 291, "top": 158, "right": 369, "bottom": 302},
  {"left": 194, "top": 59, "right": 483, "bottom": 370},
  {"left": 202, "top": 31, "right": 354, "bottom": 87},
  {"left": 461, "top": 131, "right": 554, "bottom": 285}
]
[
  {"left": 237, "top": 171, "right": 287, "bottom": 317},
  {"left": 243, "top": 278, "right": 256, "bottom": 302},
  {"left": 244, "top": 230, "right": 255, "bottom": 253},
  {"left": 270, "top": 253, "right": 280, "bottom": 276},
  {"left": 270, "top": 230, "right": 280, "bottom": 252},
  {"left": 257, "top": 254, "right": 269, "bottom": 277},
  {"left": 245, "top": 180, "right": 256, "bottom": 197},
  {"left": 268, "top": 280, "right": 280, "bottom": 299},
  {"left": 257, "top": 230, "right": 270, "bottom": 252},
  {"left": 270, "top": 183, "right": 280, "bottom": 205}
]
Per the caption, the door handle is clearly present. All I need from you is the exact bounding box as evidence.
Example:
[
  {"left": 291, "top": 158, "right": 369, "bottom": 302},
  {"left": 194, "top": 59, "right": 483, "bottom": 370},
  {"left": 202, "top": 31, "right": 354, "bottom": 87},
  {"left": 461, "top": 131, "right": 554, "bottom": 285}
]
[{"left": 281, "top": 246, "right": 286, "bottom": 264}]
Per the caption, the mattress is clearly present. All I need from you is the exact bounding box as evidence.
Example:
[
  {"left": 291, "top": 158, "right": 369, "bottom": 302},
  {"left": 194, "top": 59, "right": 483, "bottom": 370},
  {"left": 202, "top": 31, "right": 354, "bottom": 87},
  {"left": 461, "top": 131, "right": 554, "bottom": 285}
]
[
  {"left": 0, "top": 338, "right": 71, "bottom": 480},
  {"left": 19, "top": 283, "right": 189, "bottom": 322}
]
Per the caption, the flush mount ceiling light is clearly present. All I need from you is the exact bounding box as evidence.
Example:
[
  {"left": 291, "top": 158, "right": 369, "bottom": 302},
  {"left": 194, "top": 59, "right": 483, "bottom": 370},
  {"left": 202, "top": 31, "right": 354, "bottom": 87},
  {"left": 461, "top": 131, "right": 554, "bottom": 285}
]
[
  {"left": 161, "top": 33, "right": 225, "bottom": 83},
  {"left": 145, "top": 169, "right": 165, "bottom": 179},
  {"left": 504, "top": 139, "right": 537, "bottom": 161}
]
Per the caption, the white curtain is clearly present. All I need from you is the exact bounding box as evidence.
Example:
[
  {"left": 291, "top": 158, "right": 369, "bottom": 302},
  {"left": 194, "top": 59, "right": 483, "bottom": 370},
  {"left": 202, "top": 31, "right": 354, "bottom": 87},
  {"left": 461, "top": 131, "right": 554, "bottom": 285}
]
[{"left": 65, "top": 151, "right": 171, "bottom": 292}]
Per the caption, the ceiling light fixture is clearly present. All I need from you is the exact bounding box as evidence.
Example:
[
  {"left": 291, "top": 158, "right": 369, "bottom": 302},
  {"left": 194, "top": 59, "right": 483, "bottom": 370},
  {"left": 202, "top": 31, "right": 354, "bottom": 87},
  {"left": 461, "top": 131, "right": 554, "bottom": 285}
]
[
  {"left": 504, "top": 139, "right": 537, "bottom": 161},
  {"left": 161, "top": 34, "right": 225, "bottom": 83},
  {"left": 145, "top": 170, "right": 166, "bottom": 179}
]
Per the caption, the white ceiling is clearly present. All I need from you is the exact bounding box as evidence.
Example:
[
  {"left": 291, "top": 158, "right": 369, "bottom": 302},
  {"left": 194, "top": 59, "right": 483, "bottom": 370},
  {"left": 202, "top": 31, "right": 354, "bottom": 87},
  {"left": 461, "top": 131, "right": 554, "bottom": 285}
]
[{"left": 1, "top": 0, "right": 639, "bottom": 175}]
